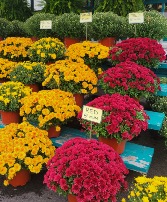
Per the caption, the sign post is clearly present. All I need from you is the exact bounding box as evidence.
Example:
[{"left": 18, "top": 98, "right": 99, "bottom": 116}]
[
  {"left": 129, "top": 12, "right": 144, "bottom": 36},
  {"left": 80, "top": 12, "right": 92, "bottom": 40},
  {"left": 82, "top": 105, "right": 103, "bottom": 139}
]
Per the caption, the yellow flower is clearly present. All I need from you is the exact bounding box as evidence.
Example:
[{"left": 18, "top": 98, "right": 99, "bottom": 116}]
[{"left": 3, "top": 180, "right": 9, "bottom": 186}]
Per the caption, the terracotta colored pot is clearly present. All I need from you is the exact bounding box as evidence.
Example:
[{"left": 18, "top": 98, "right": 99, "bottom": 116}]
[
  {"left": 73, "top": 94, "right": 84, "bottom": 108},
  {"left": 1, "top": 111, "right": 21, "bottom": 125},
  {"left": 68, "top": 194, "right": 77, "bottom": 202},
  {"left": 0, "top": 37, "right": 3, "bottom": 41},
  {"left": 98, "top": 136, "right": 127, "bottom": 154},
  {"left": 64, "top": 37, "right": 80, "bottom": 48},
  {"left": 99, "top": 37, "right": 116, "bottom": 47},
  {"left": 47, "top": 126, "right": 61, "bottom": 138},
  {"left": 26, "top": 84, "right": 39, "bottom": 92},
  {"left": 9, "top": 169, "right": 31, "bottom": 187},
  {"left": 31, "top": 37, "right": 39, "bottom": 42}
]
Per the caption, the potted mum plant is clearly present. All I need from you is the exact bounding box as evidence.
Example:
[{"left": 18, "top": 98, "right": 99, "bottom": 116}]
[
  {"left": 20, "top": 89, "right": 81, "bottom": 138},
  {"left": 44, "top": 137, "right": 129, "bottom": 202},
  {"left": 0, "top": 121, "right": 55, "bottom": 187},
  {"left": 109, "top": 37, "right": 166, "bottom": 68},
  {"left": 28, "top": 37, "right": 66, "bottom": 64},
  {"left": 0, "top": 58, "right": 16, "bottom": 82},
  {"left": 24, "top": 13, "right": 57, "bottom": 39},
  {"left": 9, "top": 61, "right": 46, "bottom": 92},
  {"left": 0, "top": 18, "right": 13, "bottom": 40},
  {"left": 65, "top": 41, "right": 109, "bottom": 75},
  {"left": 53, "top": 13, "right": 85, "bottom": 47},
  {"left": 0, "top": 37, "right": 33, "bottom": 62},
  {"left": 78, "top": 93, "right": 149, "bottom": 154},
  {"left": 42, "top": 59, "right": 98, "bottom": 107},
  {"left": 0, "top": 81, "right": 32, "bottom": 125},
  {"left": 98, "top": 61, "right": 161, "bottom": 100},
  {"left": 123, "top": 176, "right": 167, "bottom": 201}
]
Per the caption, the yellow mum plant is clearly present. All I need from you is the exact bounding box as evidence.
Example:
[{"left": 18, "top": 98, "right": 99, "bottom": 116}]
[
  {"left": 20, "top": 89, "right": 81, "bottom": 130},
  {"left": 42, "top": 59, "right": 98, "bottom": 94},
  {"left": 28, "top": 37, "right": 66, "bottom": 63},
  {"left": 0, "top": 58, "right": 16, "bottom": 79},
  {"left": 0, "top": 81, "right": 32, "bottom": 112},
  {"left": 122, "top": 176, "right": 167, "bottom": 202},
  {"left": 0, "top": 121, "right": 55, "bottom": 186},
  {"left": 65, "top": 41, "right": 109, "bottom": 75},
  {"left": 0, "top": 37, "right": 33, "bottom": 62},
  {"left": 9, "top": 61, "right": 45, "bottom": 85}
]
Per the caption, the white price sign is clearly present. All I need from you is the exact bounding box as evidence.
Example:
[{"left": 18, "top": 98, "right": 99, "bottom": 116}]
[
  {"left": 40, "top": 20, "right": 52, "bottom": 29},
  {"left": 82, "top": 105, "right": 103, "bottom": 123},
  {"left": 80, "top": 12, "right": 92, "bottom": 23},
  {"left": 129, "top": 12, "right": 144, "bottom": 24}
]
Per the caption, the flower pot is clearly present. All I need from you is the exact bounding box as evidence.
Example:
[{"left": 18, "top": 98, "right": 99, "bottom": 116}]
[
  {"left": 26, "top": 84, "right": 39, "bottom": 92},
  {"left": 31, "top": 37, "right": 39, "bottom": 42},
  {"left": 1, "top": 111, "right": 21, "bottom": 125},
  {"left": 64, "top": 37, "right": 80, "bottom": 48},
  {"left": 0, "top": 37, "right": 3, "bottom": 41},
  {"left": 73, "top": 94, "right": 84, "bottom": 108},
  {"left": 9, "top": 169, "right": 31, "bottom": 187},
  {"left": 47, "top": 126, "right": 61, "bottom": 138},
  {"left": 99, "top": 37, "right": 116, "bottom": 47},
  {"left": 68, "top": 194, "right": 77, "bottom": 202},
  {"left": 98, "top": 136, "right": 127, "bottom": 154},
  {"left": 0, "top": 78, "right": 9, "bottom": 83}
]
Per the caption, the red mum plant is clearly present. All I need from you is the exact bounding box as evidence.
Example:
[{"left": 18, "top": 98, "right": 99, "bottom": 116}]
[
  {"left": 109, "top": 37, "right": 166, "bottom": 68},
  {"left": 99, "top": 61, "right": 161, "bottom": 99},
  {"left": 44, "top": 137, "right": 129, "bottom": 202},
  {"left": 78, "top": 94, "right": 149, "bottom": 142}
]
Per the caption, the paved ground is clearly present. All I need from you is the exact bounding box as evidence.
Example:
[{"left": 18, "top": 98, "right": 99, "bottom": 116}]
[{"left": 0, "top": 129, "right": 167, "bottom": 202}]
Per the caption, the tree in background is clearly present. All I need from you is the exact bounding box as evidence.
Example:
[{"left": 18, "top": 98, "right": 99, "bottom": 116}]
[
  {"left": 94, "top": 0, "right": 145, "bottom": 16},
  {"left": 40, "top": 0, "right": 86, "bottom": 15},
  {"left": 0, "top": 0, "right": 32, "bottom": 21}
]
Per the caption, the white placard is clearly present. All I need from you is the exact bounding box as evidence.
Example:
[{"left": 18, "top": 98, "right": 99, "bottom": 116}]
[
  {"left": 82, "top": 105, "right": 103, "bottom": 123},
  {"left": 80, "top": 12, "right": 92, "bottom": 23},
  {"left": 40, "top": 20, "right": 52, "bottom": 29},
  {"left": 129, "top": 12, "right": 144, "bottom": 24}
]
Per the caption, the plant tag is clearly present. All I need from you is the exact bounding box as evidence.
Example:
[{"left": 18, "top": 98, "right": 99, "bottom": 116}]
[
  {"left": 80, "top": 12, "right": 92, "bottom": 23},
  {"left": 40, "top": 20, "right": 52, "bottom": 29},
  {"left": 82, "top": 105, "right": 102, "bottom": 123},
  {"left": 129, "top": 12, "right": 144, "bottom": 24}
]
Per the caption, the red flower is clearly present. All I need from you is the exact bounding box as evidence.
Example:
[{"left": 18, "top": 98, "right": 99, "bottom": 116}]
[
  {"left": 99, "top": 61, "right": 160, "bottom": 99},
  {"left": 78, "top": 93, "right": 149, "bottom": 142},
  {"left": 44, "top": 138, "right": 128, "bottom": 202},
  {"left": 109, "top": 37, "right": 166, "bottom": 68}
]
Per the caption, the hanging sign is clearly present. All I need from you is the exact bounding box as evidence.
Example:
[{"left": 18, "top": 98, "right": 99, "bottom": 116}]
[
  {"left": 40, "top": 20, "right": 52, "bottom": 29},
  {"left": 80, "top": 12, "right": 92, "bottom": 23},
  {"left": 129, "top": 12, "right": 144, "bottom": 24},
  {"left": 82, "top": 105, "right": 103, "bottom": 123}
]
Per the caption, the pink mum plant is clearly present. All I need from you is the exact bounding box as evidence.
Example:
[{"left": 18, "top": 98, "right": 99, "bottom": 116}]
[{"left": 44, "top": 138, "right": 129, "bottom": 202}]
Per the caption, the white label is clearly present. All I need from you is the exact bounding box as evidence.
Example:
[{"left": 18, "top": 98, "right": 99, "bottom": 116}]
[
  {"left": 40, "top": 20, "right": 52, "bottom": 29},
  {"left": 80, "top": 12, "right": 92, "bottom": 23},
  {"left": 82, "top": 105, "right": 103, "bottom": 123},
  {"left": 129, "top": 12, "right": 144, "bottom": 24}
]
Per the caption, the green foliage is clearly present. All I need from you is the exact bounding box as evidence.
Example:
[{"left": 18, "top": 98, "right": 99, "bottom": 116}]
[
  {"left": 160, "top": 77, "right": 167, "bottom": 84},
  {"left": 88, "top": 12, "right": 132, "bottom": 40},
  {"left": 24, "top": 13, "right": 57, "bottom": 38},
  {"left": 9, "top": 62, "right": 46, "bottom": 85},
  {"left": 9, "top": 20, "right": 27, "bottom": 37},
  {"left": 0, "top": 0, "right": 32, "bottom": 21},
  {"left": 0, "top": 18, "right": 13, "bottom": 38},
  {"left": 94, "top": 0, "right": 145, "bottom": 17},
  {"left": 128, "top": 10, "right": 167, "bottom": 40},
  {"left": 54, "top": 13, "right": 85, "bottom": 40},
  {"left": 42, "top": 0, "right": 85, "bottom": 15}
]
